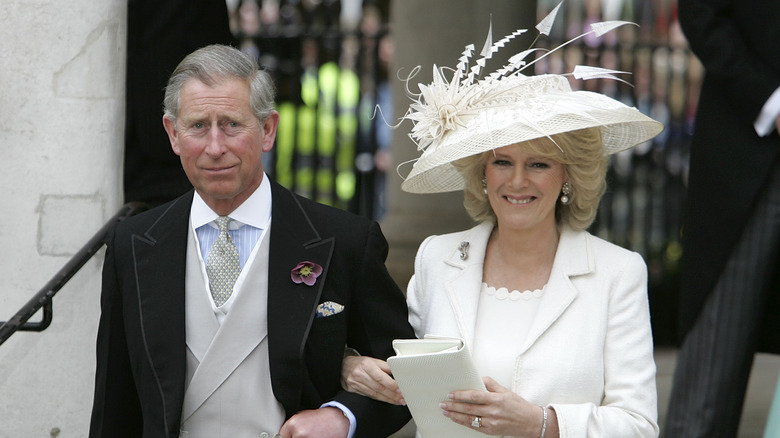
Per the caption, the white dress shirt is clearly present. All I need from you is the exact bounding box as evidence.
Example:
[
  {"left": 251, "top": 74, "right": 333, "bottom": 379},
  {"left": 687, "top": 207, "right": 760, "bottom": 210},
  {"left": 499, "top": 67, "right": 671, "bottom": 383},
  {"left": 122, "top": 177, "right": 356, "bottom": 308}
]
[
  {"left": 191, "top": 175, "right": 272, "bottom": 322},
  {"left": 755, "top": 86, "right": 780, "bottom": 136}
]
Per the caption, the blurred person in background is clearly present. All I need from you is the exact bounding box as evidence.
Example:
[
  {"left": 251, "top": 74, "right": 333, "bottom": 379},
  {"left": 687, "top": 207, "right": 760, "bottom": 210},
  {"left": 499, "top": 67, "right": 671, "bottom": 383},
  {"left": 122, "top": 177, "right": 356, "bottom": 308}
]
[
  {"left": 124, "top": 0, "right": 235, "bottom": 206},
  {"left": 663, "top": 0, "right": 780, "bottom": 437}
]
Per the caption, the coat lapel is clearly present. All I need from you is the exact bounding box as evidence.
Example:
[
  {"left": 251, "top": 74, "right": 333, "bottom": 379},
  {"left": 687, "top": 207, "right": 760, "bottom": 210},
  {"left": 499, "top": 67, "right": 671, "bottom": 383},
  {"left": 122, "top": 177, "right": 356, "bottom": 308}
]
[
  {"left": 442, "top": 224, "right": 591, "bottom": 357},
  {"left": 442, "top": 222, "right": 492, "bottom": 350},
  {"left": 518, "top": 228, "right": 591, "bottom": 355},
  {"left": 266, "top": 182, "right": 334, "bottom": 417},
  {"left": 130, "top": 192, "right": 192, "bottom": 434}
]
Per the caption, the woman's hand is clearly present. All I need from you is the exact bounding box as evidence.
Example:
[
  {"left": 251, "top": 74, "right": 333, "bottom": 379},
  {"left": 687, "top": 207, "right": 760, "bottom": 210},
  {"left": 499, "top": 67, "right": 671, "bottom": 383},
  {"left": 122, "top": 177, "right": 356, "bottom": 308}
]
[
  {"left": 341, "top": 356, "right": 405, "bottom": 405},
  {"left": 440, "top": 376, "right": 558, "bottom": 437}
]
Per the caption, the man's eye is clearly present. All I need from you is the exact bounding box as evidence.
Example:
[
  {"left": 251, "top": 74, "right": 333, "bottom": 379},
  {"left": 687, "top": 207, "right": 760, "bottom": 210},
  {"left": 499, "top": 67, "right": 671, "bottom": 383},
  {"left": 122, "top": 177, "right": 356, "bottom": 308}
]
[
  {"left": 223, "top": 122, "right": 240, "bottom": 132},
  {"left": 193, "top": 122, "right": 204, "bottom": 129}
]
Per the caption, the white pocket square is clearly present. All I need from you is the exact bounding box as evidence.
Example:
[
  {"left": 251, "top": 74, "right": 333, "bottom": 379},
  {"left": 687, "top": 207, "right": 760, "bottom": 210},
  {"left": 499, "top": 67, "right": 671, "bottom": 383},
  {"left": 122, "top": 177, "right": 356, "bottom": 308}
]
[{"left": 316, "top": 301, "right": 345, "bottom": 318}]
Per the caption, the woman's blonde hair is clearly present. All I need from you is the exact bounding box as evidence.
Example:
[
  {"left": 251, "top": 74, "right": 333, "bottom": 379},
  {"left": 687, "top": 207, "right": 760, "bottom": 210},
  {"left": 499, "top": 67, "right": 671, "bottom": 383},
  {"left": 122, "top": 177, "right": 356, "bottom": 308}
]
[{"left": 453, "top": 128, "right": 608, "bottom": 231}]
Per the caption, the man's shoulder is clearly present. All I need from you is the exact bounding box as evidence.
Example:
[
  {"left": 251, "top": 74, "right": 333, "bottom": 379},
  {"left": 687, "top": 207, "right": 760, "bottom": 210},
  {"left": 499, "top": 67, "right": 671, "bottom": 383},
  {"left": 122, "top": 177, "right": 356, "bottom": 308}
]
[
  {"left": 115, "top": 192, "right": 192, "bottom": 234},
  {"left": 274, "top": 183, "right": 371, "bottom": 228}
]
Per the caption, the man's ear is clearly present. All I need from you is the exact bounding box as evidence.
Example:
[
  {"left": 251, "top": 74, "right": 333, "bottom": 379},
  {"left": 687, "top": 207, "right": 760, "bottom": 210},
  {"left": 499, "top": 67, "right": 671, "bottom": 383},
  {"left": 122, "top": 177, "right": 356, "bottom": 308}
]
[
  {"left": 261, "top": 111, "right": 280, "bottom": 153},
  {"left": 162, "top": 115, "right": 180, "bottom": 156}
]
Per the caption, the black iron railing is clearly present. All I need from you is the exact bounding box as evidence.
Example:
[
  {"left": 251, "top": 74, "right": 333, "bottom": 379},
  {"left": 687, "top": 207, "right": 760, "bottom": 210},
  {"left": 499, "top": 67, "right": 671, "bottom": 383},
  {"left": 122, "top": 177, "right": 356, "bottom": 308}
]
[{"left": 0, "top": 202, "right": 148, "bottom": 346}]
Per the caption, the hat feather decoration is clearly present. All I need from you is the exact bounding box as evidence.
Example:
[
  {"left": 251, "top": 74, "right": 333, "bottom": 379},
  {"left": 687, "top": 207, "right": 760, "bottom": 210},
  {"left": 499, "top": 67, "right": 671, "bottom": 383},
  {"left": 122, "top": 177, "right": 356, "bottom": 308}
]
[{"left": 395, "top": 1, "right": 665, "bottom": 194}]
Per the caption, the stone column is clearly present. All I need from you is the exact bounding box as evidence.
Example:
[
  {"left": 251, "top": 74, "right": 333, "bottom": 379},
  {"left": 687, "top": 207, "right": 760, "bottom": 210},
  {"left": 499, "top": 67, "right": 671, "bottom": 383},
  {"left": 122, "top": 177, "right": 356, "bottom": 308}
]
[
  {"left": 383, "top": 0, "right": 536, "bottom": 287},
  {"left": 0, "top": 1, "right": 126, "bottom": 436}
]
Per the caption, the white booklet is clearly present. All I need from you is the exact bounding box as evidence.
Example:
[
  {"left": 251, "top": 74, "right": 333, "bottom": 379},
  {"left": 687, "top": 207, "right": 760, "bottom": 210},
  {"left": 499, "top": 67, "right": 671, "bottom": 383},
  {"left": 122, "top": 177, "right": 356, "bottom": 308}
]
[{"left": 387, "top": 335, "right": 494, "bottom": 438}]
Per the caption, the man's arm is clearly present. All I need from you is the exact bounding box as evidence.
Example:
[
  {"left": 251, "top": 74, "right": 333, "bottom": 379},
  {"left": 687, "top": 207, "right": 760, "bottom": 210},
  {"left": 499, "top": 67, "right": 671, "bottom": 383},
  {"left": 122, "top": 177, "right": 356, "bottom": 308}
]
[
  {"left": 89, "top": 229, "right": 143, "bottom": 437},
  {"left": 679, "top": 0, "right": 780, "bottom": 125},
  {"left": 332, "top": 221, "right": 414, "bottom": 437}
]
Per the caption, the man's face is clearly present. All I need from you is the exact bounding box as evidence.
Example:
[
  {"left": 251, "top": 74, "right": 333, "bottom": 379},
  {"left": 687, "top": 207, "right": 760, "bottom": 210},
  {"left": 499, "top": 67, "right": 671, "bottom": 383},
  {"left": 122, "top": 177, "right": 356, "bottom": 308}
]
[{"left": 163, "top": 77, "right": 278, "bottom": 214}]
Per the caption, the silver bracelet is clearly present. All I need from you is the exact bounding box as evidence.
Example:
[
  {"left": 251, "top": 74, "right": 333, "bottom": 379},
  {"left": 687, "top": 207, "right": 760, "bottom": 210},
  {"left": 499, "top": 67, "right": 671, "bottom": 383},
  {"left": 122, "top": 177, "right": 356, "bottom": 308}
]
[{"left": 539, "top": 406, "right": 548, "bottom": 438}]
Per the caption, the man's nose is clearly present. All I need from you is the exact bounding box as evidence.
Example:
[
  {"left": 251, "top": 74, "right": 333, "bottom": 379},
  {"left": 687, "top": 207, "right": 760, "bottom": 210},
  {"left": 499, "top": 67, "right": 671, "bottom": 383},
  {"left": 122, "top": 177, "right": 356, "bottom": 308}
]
[{"left": 204, "top": 125, "right": 226, "bottom": 155}]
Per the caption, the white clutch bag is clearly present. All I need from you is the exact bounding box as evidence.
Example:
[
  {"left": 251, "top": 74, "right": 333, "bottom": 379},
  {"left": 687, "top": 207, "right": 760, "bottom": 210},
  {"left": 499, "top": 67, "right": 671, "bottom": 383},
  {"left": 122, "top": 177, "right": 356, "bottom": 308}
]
[{"left": 387, "top": 335, "right": 493, "bottom": 438}]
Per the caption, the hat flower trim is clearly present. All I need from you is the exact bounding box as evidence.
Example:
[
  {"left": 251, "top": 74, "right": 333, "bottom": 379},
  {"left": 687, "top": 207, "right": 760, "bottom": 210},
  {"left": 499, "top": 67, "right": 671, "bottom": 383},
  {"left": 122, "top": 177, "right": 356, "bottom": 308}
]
[{"left": 399, "top": 0, "right": 636, "bottom": 155}]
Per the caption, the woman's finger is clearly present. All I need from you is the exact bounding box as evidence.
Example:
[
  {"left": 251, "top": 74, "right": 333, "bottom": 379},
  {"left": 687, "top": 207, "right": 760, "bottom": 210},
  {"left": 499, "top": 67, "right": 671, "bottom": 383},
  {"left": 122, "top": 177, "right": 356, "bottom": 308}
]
[
  {"left": 441, "top": 403, "right": 491, "bottom": 435},
  {"left": 341, "top": 356, "right": 404, "bottom": 404},
  {"left": 482, "top": 376, "right": 511, "bottom": 393}
]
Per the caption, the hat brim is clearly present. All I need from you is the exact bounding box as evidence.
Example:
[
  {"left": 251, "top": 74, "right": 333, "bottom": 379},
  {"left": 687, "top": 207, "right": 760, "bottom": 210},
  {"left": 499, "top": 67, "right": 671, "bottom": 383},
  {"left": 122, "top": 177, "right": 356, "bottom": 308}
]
[{"left": 400, "top": 89, "right": 664, "bottom": 194}]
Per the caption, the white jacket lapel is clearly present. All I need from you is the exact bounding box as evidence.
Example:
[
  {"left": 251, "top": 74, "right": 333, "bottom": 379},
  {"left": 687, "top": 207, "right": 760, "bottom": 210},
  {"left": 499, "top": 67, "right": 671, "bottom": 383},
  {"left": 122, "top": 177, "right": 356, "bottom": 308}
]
[
  {"left": 519, "top": 227, "right": 592, "bottom": 355},
  {"left": 443, "top": 222, "right": 492, "bottom": 350},
  {"left": 429, "top": 224, "right": 593, "bottom": 356}
]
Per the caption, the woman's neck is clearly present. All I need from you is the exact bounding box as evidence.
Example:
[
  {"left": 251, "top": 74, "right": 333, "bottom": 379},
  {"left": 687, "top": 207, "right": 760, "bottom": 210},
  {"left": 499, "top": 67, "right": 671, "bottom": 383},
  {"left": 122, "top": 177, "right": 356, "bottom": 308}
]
[{"left": 483, "top": 222, "right": 561, "bottom": 291}]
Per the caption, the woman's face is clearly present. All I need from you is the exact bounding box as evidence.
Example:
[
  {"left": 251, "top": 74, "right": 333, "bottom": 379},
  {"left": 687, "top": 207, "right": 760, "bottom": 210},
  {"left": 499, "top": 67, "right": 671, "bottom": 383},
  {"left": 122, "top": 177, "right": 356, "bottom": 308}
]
[{"left": 484, "top": 143, "right": 565, "bottom": 234}]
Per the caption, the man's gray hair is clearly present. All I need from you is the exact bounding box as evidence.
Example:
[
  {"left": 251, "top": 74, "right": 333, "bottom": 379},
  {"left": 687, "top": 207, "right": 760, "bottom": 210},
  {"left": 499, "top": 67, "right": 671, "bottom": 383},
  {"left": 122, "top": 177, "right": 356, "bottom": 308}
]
[{"left": 163, "top": 44, "right": 276, "bottom": 125}]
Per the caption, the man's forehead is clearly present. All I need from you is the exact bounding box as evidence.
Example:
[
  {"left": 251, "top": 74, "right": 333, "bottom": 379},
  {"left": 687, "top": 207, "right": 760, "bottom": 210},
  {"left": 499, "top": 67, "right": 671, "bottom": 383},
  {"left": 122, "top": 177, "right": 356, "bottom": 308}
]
[
  {"left": 179, "top": 79, "right": 251, "bottom": 109},
  {"left": 181, "top": 76, "right": 249, "bottom": 92}
]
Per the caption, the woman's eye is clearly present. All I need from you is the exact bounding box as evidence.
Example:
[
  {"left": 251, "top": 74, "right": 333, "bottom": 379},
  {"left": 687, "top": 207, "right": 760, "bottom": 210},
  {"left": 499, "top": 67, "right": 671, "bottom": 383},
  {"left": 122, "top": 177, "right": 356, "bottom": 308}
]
[
  {"left": 530, "top": 161, "right": 550, "bottom": 168},
  {"left": 493, "top": 159, "right": 511, "bottom": 166}
]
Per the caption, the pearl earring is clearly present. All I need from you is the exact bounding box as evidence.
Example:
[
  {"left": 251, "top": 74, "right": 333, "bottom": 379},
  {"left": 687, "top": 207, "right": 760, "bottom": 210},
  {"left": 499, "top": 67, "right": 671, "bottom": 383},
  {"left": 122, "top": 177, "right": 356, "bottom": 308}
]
[
  {"left": 560, "top": 182, "right": 572, "bottom": 205},
  {"left": 482, "top": 176, "right": 487, "bottom": 195}
]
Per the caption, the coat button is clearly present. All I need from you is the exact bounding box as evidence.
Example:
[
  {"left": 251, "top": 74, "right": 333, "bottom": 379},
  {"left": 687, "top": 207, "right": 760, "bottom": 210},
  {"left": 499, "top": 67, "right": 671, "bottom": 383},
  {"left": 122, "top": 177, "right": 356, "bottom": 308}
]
[{"left": 260, "top": 433, "right": 269, "bottom": 438}]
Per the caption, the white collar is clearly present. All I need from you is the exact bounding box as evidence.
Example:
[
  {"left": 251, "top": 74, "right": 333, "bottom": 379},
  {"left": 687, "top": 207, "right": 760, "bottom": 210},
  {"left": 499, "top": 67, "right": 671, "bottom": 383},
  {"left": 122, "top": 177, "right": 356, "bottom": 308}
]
[{"left": 190, "top": 174, "right": 272, "bottom": 230}]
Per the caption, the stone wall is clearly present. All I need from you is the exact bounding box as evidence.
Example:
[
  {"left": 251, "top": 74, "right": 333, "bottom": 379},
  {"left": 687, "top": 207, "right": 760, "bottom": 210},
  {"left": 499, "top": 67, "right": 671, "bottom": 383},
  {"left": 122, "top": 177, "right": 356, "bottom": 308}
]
[{"left": 0, "top": 1, "right": 126, "bottom": 436}]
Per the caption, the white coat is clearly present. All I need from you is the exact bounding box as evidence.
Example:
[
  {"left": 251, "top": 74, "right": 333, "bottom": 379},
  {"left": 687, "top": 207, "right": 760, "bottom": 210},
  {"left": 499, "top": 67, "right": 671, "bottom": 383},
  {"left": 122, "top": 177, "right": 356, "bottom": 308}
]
[{"left": 407, "top": 222, "right": 658, "bottom": 437}]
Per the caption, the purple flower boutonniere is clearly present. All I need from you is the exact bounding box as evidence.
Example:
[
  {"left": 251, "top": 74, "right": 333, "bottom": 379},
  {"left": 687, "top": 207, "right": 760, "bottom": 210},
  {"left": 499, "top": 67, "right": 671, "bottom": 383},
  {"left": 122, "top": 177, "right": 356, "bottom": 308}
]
[{"left": 291, "top": 261, "right": 323, "bottom": 286}]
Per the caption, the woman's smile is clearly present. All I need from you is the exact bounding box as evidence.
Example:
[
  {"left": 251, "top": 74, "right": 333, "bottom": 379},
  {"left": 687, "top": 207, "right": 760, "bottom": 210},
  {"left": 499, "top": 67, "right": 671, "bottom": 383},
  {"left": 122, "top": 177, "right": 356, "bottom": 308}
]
[{"left": 504, "top": 195, "right": 535, "bottom": 205}]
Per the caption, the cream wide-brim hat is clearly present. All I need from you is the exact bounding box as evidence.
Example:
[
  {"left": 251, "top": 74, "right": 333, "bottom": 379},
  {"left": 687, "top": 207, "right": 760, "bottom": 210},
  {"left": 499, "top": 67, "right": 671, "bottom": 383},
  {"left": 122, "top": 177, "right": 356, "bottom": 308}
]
[{"left": 400, "top": 74, "right": 664, "bottom": 194}]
